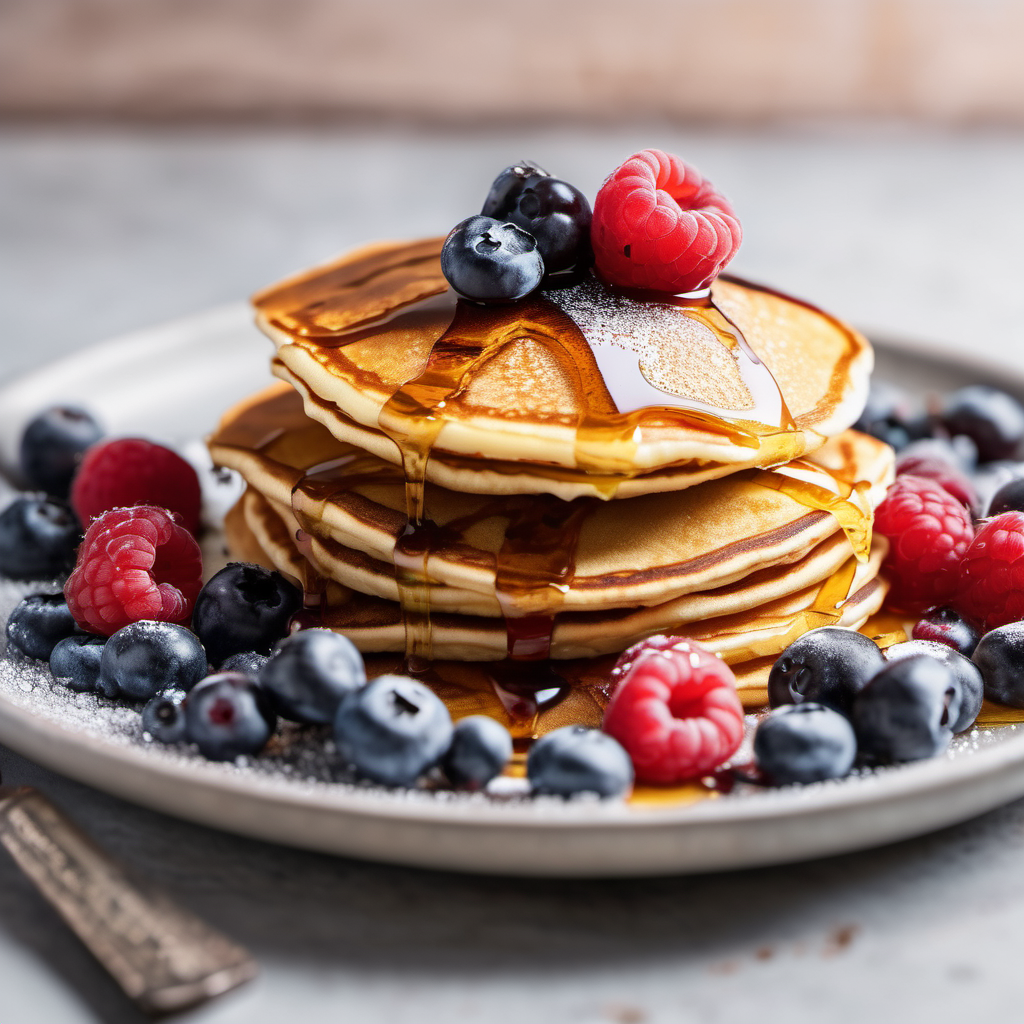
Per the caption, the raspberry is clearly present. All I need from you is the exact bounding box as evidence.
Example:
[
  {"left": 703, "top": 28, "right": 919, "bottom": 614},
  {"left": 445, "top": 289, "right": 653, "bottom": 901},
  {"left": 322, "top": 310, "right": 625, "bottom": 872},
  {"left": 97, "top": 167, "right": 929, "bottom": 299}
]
[
  {"left": 64, "top": 506, "right": 203, "bottom": 636},
  {"left": 71, "top": 438, "right": 202, "bottom": 535},
  {"left": 873, "top": 475, "right": 974, "bottom": 614},
  {"left": 601, "top": 635, "right": 744, "bottom": 784},
  {"left": 955, "top": 511, "right": 1024, "bottom": 630},
  {"left": 894, "top": 451, "right": 976, "bottom": 509},
  {"left": 591, "top": 150, "right": 742, "bottom": 294}
]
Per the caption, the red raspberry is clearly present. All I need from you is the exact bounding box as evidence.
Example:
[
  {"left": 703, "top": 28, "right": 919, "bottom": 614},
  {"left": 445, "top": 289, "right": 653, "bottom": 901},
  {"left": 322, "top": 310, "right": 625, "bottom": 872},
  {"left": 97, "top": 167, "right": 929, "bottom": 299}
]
[
  {"left": 955, "top": 511, "right": 1024, "bottom": 629},
  {"left": 602, "top": 636, "right": 744, "bottom": 784},
  {"left": 64, "top": 505, "right": 203, "bottom": 636},
  {"left": 873, "top": 475, "right": 974, "bottom": 614},
  {"left": 591, "top": 150, "right": 742, "bottom": 294},
  {"left": 894, "top": 451, "right": 976, "bottom": 509},
  {"left": 71, "top": 438, "right": 202, "bottom": 535}
]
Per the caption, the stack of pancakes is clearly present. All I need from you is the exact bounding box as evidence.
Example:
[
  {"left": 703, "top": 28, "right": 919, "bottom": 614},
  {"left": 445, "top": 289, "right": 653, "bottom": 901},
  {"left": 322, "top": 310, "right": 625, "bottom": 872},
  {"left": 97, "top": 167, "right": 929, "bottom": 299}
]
[{"left": 210, "top": 239, "right": 892, "bottom": 710}]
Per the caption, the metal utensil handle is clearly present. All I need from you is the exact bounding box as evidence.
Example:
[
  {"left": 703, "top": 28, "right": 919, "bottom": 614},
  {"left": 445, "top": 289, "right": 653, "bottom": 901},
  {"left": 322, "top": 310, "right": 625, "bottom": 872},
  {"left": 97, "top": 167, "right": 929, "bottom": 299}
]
[{"left": 0, "top": 787, "right": 256, "bottom": 1015}]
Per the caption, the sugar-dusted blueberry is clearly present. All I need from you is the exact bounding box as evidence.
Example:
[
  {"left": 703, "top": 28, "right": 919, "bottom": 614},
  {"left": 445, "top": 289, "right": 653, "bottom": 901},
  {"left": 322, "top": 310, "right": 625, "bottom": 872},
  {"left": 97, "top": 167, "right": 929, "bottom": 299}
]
[
  {"left": 5, "top": 593, "right": 77, "bottom": 660},
  {"left": 884, "top": 640, "right": 983, "bottom": 732},
  {"left": 987, "top": 477, "right": 1024, "bottom": 517},
  {"left": 527, "top": 726, "right": 634, "bottom": 798},
  {"left": 99, "top": 620, "right": 208, "bottom": 701},
  {"left": 972, "top": 622, "right": 1024, "bottom": 708},
  {"left": 0, "top": 496, "right": 80, "bottom": 580},
  {"left": 142, "top": 689, "right": 188, "bottom": 743},
  {"left": 219, "top": 650, "right": 269, "bottom": 679},
  {"left": 19, "top": 405, "right": 103, "bottom": 498},
  {"left": 334, "top": 675, "right": 453, "bottom": 787},
  {"left": 441, "top": 216, "right": 545, "bottom": 304},
  {"left": 753, "top": 704, "right": 857, "bottom": 785},
  {"left": 184, "top": 672, "right": 276, "bottom": 761},
  {"left": 911, "top": 607, "right": 981, "bottom": 658},
  {"left": 49, "top": 634, "right": 105, "bottom": 692},
  {"left": 483, "top": 164, "right": 592, "bottom": 274},
  {"left": 259, "top": 629, "right": 365, "bottom": 725},
  {"left": 192, "top": 563, "right": 301, "bottom": 666},
  {"left": 853, "top": 655, "right": 962, "bottom": 762},
  {"left": 768, "top": 627, "right": 884, "bottom": 715},
  {"left": 942, "top": 385, "right": 1024, "bottom": 463},
  {"left": 442, "top": 716, "right": 513, "bottom": 789}
]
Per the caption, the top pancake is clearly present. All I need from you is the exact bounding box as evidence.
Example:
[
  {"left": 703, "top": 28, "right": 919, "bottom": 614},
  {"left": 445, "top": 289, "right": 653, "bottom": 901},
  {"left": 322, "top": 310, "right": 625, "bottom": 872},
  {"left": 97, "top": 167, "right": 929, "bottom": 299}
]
[{"left": 254, "top": 239, "right": 873, "bottom": 499}]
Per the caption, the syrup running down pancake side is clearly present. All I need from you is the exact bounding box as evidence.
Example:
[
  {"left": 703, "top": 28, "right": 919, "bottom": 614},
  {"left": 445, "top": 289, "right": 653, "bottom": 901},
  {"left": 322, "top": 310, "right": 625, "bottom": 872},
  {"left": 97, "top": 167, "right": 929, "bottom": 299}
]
[{"left": 242, "top": 240, "right": 881, "bottom": 748}]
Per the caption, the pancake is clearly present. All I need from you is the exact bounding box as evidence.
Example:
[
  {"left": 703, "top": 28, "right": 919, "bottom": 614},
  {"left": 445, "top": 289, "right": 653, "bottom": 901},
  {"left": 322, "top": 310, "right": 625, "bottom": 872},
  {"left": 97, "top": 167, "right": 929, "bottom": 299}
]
[
  {"left": 228, "top": 487, "right": 886, "bottom": 662},
  {"left": 254, "top": 239, "right": 873, "bottom": 500},
  {"left": 210, "top": 383, "right": 894, "bottom": 614}
]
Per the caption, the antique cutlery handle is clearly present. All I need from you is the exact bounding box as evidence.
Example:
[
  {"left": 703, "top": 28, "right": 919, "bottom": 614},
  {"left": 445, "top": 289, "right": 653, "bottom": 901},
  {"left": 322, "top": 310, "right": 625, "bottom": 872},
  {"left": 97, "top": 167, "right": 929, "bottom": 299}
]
[{"left": 0, "top": 786, "right": 257, "bottom": 1015}]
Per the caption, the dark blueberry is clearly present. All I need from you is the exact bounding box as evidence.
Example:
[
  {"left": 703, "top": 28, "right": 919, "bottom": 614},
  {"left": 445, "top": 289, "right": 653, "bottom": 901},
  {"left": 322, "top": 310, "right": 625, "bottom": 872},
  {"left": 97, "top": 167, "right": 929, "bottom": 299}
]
[
  {"left": 853, "top": 381, "right": 929, "bottom": 451},
  {"left": 184, "top": 672, "right": 276, "bottom": 761},
  {"left": 0, "top": 497, "right": 80, "bottom": 580},
  {"left": 442, "top": 716, "right": 513, "bottom": 789},
  {"left": 440, "top": 216, "right": 545, "bottom": 303},
  {"left": 99, "top": 621, "right": 208, "bottom": 701},
  {"left": 768, "top": 627, "right": 884, "bottom": 715},
  {"left": 5, "top": 593, "right": 77, "bottom": 660},
  {"left": 884, "top": 640, "right": 983, "bottom": 732},
  {"left": 192, "top": 563, "right": 301, "bottom": 666},
  {"left": 973, "top": 622, "right": 1024, "bottom": 708},
  {"left": 852, "top": 655, "right": 961, "bottom": 762},
  {"left": 481, "top": 160, "right": 551, "bottom": 218},
  {"left": 942, "top": 385, "right": 1024, "bottom": 463},
  {"left": 972, "top": 460, "right": 1024, "bottom": 516},
  {"left": 483, "top": 165, "right": 592, "bottom": 274},
  {"left": 987, "top": 477, "right": 1024, "bottom": 516},
  {"left": 49, "top": 634, "right": 105, "bottom": 692},
  {"left": 258, "top": 629, "right": 365, "bottom": 725},
  {"left": 19, "top": 405, "right": 103, "bottom": 498},
  {"left": 911, "top": 607, "right": 981, "bottom": 658},
  {"left": 753, "top": 704, "right": 857, "bottom": 785},
  {"left": 527, "top": 726, "right": 633, "bottom": 798},
  {"left": 142, "top": 689, "right": 188, "bottom": 743},
  {"left": 334, "top": 675, "right": 453, "bottom": 787},
  {"left": 219, "top": 650, "right": 269, "bottom": 679}
]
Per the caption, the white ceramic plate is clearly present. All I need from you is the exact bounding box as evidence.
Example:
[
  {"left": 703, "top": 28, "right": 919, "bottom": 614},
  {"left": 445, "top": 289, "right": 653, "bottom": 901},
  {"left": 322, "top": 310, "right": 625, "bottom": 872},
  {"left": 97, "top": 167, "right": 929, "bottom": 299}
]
[{"left": 1, "top": 305, "right": 1022, "bottom": 878}]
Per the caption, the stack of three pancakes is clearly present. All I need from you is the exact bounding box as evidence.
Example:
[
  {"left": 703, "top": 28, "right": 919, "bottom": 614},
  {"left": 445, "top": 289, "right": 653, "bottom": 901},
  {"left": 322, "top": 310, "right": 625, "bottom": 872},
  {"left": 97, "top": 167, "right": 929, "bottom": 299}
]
[{"left": 209, "top": 239, "right": 892, "bottom": 730}]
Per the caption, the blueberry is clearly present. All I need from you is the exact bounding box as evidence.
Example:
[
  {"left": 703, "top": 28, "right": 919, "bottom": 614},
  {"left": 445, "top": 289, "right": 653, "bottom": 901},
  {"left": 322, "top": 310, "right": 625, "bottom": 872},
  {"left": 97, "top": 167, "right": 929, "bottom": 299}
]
[
  {"left": 5, "top": 593, "right": 77, "bottom": 660},
  {"left": 753, "top": 704, "right": 857, "bottom": 785},
  {"left": 259, "top": 629, "right": 365, "bottom": 724},
  {"left": 0, "top": 497, "right": 80, "bottom": 580},
  {"left": 942, "top": 385, "right": 1024, "bottom": 463},
  {"left": 884, "top": 640, "right": 983, "bottom": 732},
  {"left": 219, "top": 650, "right": 269, "bottom": 679},
  {"left": 973, "top": 622, "right": 1024, "bottom": 708},
  {"left": 853, "top": 655, "right": 961, "bottom": 762},
  {"left": 527, "top": 726, "right": 633, "bottom": 798},
  {"left": 768, "top": 627, "right": 884, "bottom": 715},
  {"left": 440, "top": 216, "right": 545, "bottom": 303},
  {"left": 99, "top": 621, "right": 208, "bottom": 701},
  {"left": 911, "top": 607, "right": 981, "bottom": 658},
  {"left": 184, "top": 672, "right": 276, "bottom": 761},
  {"left": 19, "top": 406, "right": 103, "bottom": 498},
  {"left": 483, "top": 164, "right": 592, "bottom": 274},
  {"left": 192, "top": 563, "right": 301, "bottom": 666},
  {"left": 142, "top": 689, "right": 188, "bottom": 743},
  {"left": 49, "top": 634, "right": 105, "bottom": 692},
  {"left": 853, "top": 381, "right": 929, "bottom": 451},
  {"left": 987, "top": 477, "right": 1024, "bottom": 516},
  {"left": 442, "top": 716, "right": 513, "bottom": 789},
  {"left": 334, "top": 675, "right": 453, "bottom": 787},
  {"left": 972, "top": 460, "right": 1024, "bottom": 516}
]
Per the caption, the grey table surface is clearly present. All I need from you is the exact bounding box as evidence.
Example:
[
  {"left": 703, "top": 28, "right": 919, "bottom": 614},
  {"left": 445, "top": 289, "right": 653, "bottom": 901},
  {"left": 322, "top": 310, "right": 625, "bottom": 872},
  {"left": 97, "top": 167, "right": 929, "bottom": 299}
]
[{"left": 2, "top": 123, "right": 1024, "bottom": 1024}]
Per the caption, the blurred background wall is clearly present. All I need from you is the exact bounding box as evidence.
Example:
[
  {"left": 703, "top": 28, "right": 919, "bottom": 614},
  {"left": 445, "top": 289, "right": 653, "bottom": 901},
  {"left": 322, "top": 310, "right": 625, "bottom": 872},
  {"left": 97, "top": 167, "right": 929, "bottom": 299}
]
[{"left": 3, "top": 0, "right": 1024, "bottom": 124}]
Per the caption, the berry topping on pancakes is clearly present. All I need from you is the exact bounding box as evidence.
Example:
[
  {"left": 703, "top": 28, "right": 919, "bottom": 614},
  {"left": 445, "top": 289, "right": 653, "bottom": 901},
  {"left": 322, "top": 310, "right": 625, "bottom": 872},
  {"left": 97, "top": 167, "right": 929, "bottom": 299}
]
[{"left": 591, "top": 149, "right": 742, "bottom": 294}]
